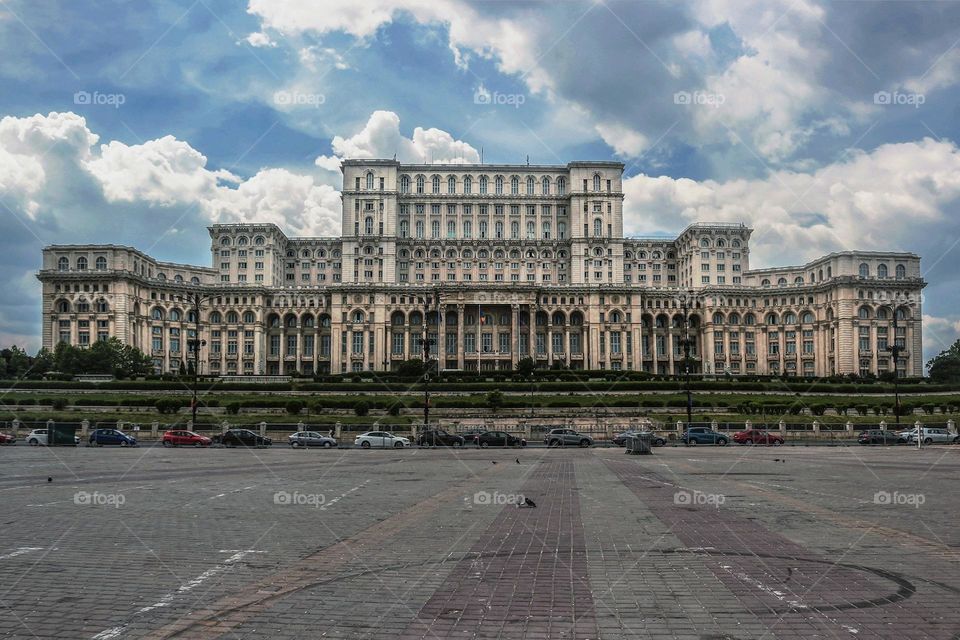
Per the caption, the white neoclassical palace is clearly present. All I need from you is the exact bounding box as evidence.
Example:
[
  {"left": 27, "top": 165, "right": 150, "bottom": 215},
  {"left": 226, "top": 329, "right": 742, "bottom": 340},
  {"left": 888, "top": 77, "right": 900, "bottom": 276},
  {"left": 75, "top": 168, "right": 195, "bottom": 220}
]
[{"left": 38, "top": 159, "right": 925, "bottom": 378}]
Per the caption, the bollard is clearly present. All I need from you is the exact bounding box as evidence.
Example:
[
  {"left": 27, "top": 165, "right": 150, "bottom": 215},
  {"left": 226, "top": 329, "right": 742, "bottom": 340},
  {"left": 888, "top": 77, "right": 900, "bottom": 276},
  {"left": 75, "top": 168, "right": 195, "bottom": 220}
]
[
  {"left": 259, "top": 421, "right": 267, "bottom": 437},
  {"left": 778, "top": 419, "right": 786, "bottom": 434},
  {"left": 12, "top": 418, "right": 20, "bottom": 437},
  {"left": 335, "top": 422, "right": 342, "bottom": 439},
  {"left": 151, "top": 421, "right": 159, "bottom": 439},
  {"left": 297, "top": 421, "right": 305, "bottom": 433},
  {"left": 81, "top": 419, "right": 90, "bottom": 437},
  {"left": 745, "top": 420, "right": 752, "bottom": 430},
  {"left": 186, "top": 419, "right": 193, "bottom": 431},
  {"left": 879, "top": 420, "right": 887, "bottom": 432},
  {"left": 676, "top": 420, "right": 683, "bottom": 433},
  {"left": 845, "top": 421, "right": 854, "bottom": 433},
  {"left": 812, "top": 420, "right": 820, "bottom": 434},
  {"left": 948, "top": 419, "right": 956, "bottom": 435}
]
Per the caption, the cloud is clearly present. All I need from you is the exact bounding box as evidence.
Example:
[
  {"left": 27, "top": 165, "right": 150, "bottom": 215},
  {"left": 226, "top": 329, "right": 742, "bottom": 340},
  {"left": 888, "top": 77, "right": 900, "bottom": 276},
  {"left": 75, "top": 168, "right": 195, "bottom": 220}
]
[
  {"left": 923, "top": 314, "right": 960, "bottom": 359},
  {"left": 623, "top": 137, "right": 960, "bottom": 268},
  {"left": 315, "top": 110, "right": 479, "bottom": 168}
]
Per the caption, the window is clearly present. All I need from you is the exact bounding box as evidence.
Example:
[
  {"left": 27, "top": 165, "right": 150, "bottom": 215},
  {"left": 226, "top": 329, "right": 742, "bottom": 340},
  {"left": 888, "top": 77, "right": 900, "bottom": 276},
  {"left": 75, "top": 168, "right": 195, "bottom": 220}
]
[
  {"left": 594, "top": 218, "right": 603, "bottom": 237},
  {"left": 76, "top": 256, "right": 88, "bottom": 270},
  {"left": 400, "top": 175, "right": 410, "bottom": 193},
  {"left": 448, "top": 176, "right": 456, "bottom": 193},
  {"left": 95, "top": 256, "right": 107, "bottom": 270},
  {"left": 416, "top": 175, "right": 425, "bottom": 193},
  {"left": 859, "top": 263, "right": 869, "bottom": 278},
  {"left": 464, "top": 176, "right": 472, "bottom": 194},
  {"left": 895, "top": 264, "right": 906, "bottom": 279},
  {"left": 432, "top": 175, "right": 440, "bottom": 193}
]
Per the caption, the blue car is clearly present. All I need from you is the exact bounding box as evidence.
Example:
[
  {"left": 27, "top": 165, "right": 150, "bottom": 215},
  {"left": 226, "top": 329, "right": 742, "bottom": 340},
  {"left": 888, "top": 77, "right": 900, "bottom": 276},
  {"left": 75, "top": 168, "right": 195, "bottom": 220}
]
[
  {"left": 680, "top": 427, "right": 729, "bottom": 446},
  {"left": 89, "top": 428, "right": 138, "bottom": 447}
]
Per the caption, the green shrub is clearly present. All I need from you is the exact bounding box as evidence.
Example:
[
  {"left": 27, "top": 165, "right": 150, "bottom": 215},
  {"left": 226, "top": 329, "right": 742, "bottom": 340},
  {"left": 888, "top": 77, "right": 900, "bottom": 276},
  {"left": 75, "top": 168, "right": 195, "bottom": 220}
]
[
  {"left": 224, "top": 402, "right": 241, "bottom": 415},
  {"left": 387, "top": 402, "right": 403, "bottom": 416},
  {"left": 155, "top": 398, "right": 182, "bottom": 415},
  {"left": 285, "top": 400, "right": 304, "bottom": 415},
  {"left": 354, "top": 400, "right": 370, "bottom": 417},
  {"left": 50, "top": 397, "right": 68, "bottom": 411},
  {"left": 17, "top": 398, "right": 36, "bottom": 406}
]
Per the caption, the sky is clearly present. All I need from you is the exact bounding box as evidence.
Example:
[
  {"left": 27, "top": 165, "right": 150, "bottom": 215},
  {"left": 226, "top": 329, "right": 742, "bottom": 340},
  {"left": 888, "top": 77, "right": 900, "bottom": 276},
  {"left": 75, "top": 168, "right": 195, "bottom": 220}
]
[{"left": 1, "top": 0, "right": 960, "bottom": 367}]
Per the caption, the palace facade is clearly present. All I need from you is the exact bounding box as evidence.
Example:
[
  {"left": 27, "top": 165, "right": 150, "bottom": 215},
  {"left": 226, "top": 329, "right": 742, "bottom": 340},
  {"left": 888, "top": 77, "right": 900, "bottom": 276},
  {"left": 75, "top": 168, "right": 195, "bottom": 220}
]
[{"left": 37, "top": 160, "right": 925, "bottom": 377}]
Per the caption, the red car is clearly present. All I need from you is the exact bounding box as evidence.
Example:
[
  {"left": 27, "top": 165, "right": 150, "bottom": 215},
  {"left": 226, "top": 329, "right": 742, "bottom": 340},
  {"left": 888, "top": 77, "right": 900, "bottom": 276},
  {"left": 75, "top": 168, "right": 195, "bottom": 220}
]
[
  {"left": 0, "top": 433, "right": 15, "bottom": 445},
  {"left": 733, "top": 429, "right": 784, "bottom": 446},
  {"left": 162, "top": 430, "right": 212, "bottom": 447}
]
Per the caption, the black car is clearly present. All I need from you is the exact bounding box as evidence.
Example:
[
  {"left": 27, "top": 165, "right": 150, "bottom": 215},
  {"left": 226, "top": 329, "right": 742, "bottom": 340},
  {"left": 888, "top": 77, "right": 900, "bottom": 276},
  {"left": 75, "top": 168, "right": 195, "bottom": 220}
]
[
  {"left": 458, "top": 428, "right": 486, "bottom": 444},
  {"left": 858, "top": 429, "right": 900, "bottom": 445},
  {"left": 417, "top": 430, "right": 465, "bottom": 447},
  {"left": 215, "top": 429, "right": 272, "bottom": 448},
  {"left": 476, "top": 431, "right": 526, "bottom": 448}
]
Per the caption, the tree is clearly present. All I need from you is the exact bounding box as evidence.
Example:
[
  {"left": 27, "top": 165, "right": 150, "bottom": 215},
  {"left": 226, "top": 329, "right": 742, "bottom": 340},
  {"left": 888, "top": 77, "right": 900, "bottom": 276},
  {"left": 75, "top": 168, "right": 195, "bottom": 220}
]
[
  {"left": 516, "top": 357, "right": 536, "bottom": 378},
  {"left": 394, "top": 359, "right": 425, "bottom": 377},
  {"left": 485, "top": 390, "right": 504, "bottom": 412},
  {"left": 928, "top": 339, "right": 960, "bottom": 383},
  {"left": 354, "top": 400, "right": 370, "bottom": 417}
]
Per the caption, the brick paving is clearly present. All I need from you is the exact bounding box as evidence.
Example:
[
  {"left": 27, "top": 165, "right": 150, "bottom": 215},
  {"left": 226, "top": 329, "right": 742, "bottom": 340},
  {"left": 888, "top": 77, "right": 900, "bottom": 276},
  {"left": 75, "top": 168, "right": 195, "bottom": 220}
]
[{"left": 0, "top": 444, "right": 958, "bottom": 639}]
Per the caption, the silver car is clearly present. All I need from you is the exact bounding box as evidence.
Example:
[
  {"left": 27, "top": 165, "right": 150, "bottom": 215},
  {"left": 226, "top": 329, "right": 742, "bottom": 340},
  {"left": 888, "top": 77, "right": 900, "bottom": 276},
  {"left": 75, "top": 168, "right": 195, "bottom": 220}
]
[
  {"left": 288, "top": 431, "right": 337, "bottom": 448},
  {"left": 354, "top": 431, "right": 410, "bottom": 448},
  {"left": 903, "top": 427, "right": 956, "bottom": 444},
  {"left": 544, "top": 428, "right": 593, "bottom": 447}
]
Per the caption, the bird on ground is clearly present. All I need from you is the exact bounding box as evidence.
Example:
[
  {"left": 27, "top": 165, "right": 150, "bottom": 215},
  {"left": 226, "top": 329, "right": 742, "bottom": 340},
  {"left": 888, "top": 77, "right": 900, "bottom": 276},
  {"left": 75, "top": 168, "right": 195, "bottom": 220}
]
[
  {"left": 516, "top": 458, "right": 520, "bottom": 464},
  {"left": 47, "top": 477, "right": 52, "bottom": 483},
  {"left": 491, "top": 461, "right": 497, "bottom": 464},
  {"left": 524, "top": 497, "right": 537, "bottom": 508}
]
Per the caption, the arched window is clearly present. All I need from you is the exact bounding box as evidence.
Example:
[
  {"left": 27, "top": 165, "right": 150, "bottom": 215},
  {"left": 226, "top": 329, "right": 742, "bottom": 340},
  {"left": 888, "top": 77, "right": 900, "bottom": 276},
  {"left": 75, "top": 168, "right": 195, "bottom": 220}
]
[
  {"left": 447, "top": 175, "right": 456, "bottom": 194},
  {"left": 366, "top": 172, "right": 374, "bottom": 189},
  {"left": 409, "top": 311, "right": 423, "bottom": 326},
  {"left": 593, "top": 218, "right": 603, "bottom": 237},
  {"left": 285, "top": 314, "right": 297, "bottom": 327},
  {"left": 56, "top": 299, "right": 70, "bottom": 313},
  {"left": 416, "top": 175, "right": 425, "bottom": 193},
  {"left": 593, "top": 174, "right": 601, "bottom": 191},
  {"left": 552, "top": 311, "right": 566, "bottom": 325},
  {"left": 859, "top": 263, "right": 869, "bottom": 278},
  {"left": 858, "top": 306, "right": 871, "bottom": 320},
  {"left": 700, "top": 238, "right": 710, "bottom": 248},
  {"left": 895, "top": 264, "right": 906, "bottom": 279},
  {"left": 712, "top": 312, "right": 724, "bottom": 324},
  {"left": 365, "top": 217, "right": 374, "bottom": 235},
  {"left": 783, "top": 312, "right": 797, "bottom": 324},
  {"left": 243, "top": 311, "right": 255, "bottom": 323},
  {"left": 526, "top": 221, "right": 535, "bottom": 239},
  {"left": 875, "top": 308, "right": 889, "bottom": 320},
  {"left": 766, "top": 313, "right": 778, "bottom": 325},
  {"left": 76, "top": 256, "right": 88, "bottom": 270},
  {"left": 610, "top": 310, "right": 623, "bottom": 323},
  {"left": 877, "top": 264, "right": 888, "bottom": 279},
  {"left": 463, "top": 176, "right": 472, "bottom": 194},
  {"left": 237, "top": 236, "right": 248, "bottom": 246},
  {"left": 510, "top": 176, "right": 519, "bottom": 195},
  {"left": 569, "top": 311, "right": 583, "bottom": 326},
  {"left": 58, "top": 257, "right": 69, "bottom": 271},
  {"left": 728, "top": 313, "right": 740, "bottom": 325},
  {"left": 761, "top": 279, "right": 770, "bottom": 287},
  {"left": 463, "top": 220, "right": 472, "bottom": 238},
  {"left": 391, "top": 311, "right": 405, "bottom": 326},
  {"left": 479, "top": 175, "right": 488, "bottom": 194},
  {"left": 431, "top": 220, "right": 440, "bottom": 238},
  {"left": 95, "top": 256, "right": 107, "bottom": 270},
  {"left": 415, "top": 220, "right": 424, "bottom": 239},
  {"left": 431, "top": 175, "right": 440, "bottom": 194},
  {"left": 352, "top": 310, "right": 365, "bottom": 324},
  {"left": 399, "top": 220, "right": 409, "bottom": 238},
  {"left": 209, "top": 311, "right": 222, "bottom": 323},
  {"left": 152, "top": 307, "right": 164, "bottom": 321},
  {"left": 556, "top": 177, "right": 565, "bottom": 194},
  {"left": 801, "top": 311, "right": 815, "bottom": 323},
  {"left": 254, "top": 236, "right": 265, "bottom": 245},
  {"left": 794, "top": 276, "right": 803, "bottom": 284},
  {"left": 268, "top": 314, "right": 280, "bottom": 328},
  {"left": 495, "top": 176, "right": 504, "bottom": 194},
  {"left": 400, "top": 175, "right": 410, "bottom": 193},
  {"left": 96, "top": 299, "right": 109, "bottom": 313},
  {"left": 777, "top": 277, "right": 787, "bottom": 285},
  {"left": 526, "top": 176, "right": 535, "bottom": 195},
  {"left": 220, "top": 237, "right": 231, "bottom": 246},
  {"left": 169, "top": 309, "right": 181, "bottom": 321},
  {"left": 174, "top": 275, "right": 183, "bottom": 283},
  {"left": 320, "top": 314, "right": 331, "bottom": 328},
  {"left": 302, "top": 314, "right": 315, "bottom": 328},
  {"left": 744, "top": 313, "right": 756, "bottom": 326},
  {"left": 76, "top": 300, "right": 89, "bottom": 313},
  {"left": 895, "top": 307, "right": 909, "bottom": 320},
  {"left": 510, "top": 220, "right": 519, "bottom": 239},
  {"left": 226, "top": 311, "right": 239, "bottom": 323},
  {"left": 541, "top": 176, "right": 550, "bottom": 195}
]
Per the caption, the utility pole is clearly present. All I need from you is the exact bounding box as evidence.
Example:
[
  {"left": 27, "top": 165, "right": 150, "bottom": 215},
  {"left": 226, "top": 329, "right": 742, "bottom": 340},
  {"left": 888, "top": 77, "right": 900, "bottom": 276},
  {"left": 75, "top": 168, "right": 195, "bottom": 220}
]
[
  {"left": 423, "top": 290, "right": 438, "bottom": 446},
  {"left": 886, "top": 311, "right": 914, "bottom": 447}
]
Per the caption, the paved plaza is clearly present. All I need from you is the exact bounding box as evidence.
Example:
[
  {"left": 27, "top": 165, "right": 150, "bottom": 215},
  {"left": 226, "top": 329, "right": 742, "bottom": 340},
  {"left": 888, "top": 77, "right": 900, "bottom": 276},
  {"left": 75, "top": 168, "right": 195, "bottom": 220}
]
[{"left": 1, "top": 444, "right": 958, "bottom": 639}]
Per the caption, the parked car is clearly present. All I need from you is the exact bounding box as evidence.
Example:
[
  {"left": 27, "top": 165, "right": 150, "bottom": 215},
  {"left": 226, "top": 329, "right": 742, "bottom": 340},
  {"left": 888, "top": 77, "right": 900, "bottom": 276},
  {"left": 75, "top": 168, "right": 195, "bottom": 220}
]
[
  {"left": 89, "top": 428, "right": 138, "bottom": 447},
  {"left": 902, "top": 427, "right": 955, "bottom": 445},
  {"left": 680, "top": 427, "right": 729, "bottom": 446},
  {"left": 612, "top": 430, "right": 666, "bottom": 447},
  {"left": 162, "top": 430, "right": 212, "bottom": 447},
  {"left": 417, "top": 429, "right": 465, "bottom": 447},
  {"left": 858, "top": 429, "right": 901, "bottom": 445},
  {"left": 476, "top": 431, "right": 526, "bottom": 448},
  {"left": 0, "top": 433, "right": 15, "bottom": 445},
  {"left": 26, "top": 428, "right": 80, "bottom": 446},
  {"left": 354, "top": 431, "right": 410, "bottom": 448},
  {"left": 215, "top": 429, "right": 272, "bottom": 448},
  {"left": 544, "top": 428, "right": 593, "bottom": 447},
  {"left": 288, "top": 431, "right": 337, "bottom": 448},
  {"left": 732, "top": 429, "right": 784, "bottom": 446},
  {"left": 459, "top": 428, "right": 486, "bottom": 444}
]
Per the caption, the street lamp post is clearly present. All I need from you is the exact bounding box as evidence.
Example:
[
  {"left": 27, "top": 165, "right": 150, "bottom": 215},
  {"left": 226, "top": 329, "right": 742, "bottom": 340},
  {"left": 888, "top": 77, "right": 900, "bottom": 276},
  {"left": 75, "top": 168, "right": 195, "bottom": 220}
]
[
  {"left": 886, "top": 311, "right": 914, "bottom": 447},
  {"left": 423, "top": 290, "right": 438, "bottom": 446},
  {"left": 679, "top": 291, "right": 695, "bottom": 445},
  {"left": 187, "top": 292, "right": 208, "bottom": 429}
]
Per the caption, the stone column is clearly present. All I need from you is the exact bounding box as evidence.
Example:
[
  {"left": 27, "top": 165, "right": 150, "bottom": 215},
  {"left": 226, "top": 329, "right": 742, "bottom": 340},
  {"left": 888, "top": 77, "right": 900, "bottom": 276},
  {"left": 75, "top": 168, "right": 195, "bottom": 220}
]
[
  {"left": 511, "top": 305, "right": 520, "bottom": 368},
  {"left": 456, "top": 304, "right": 465, "bottom": 370}
]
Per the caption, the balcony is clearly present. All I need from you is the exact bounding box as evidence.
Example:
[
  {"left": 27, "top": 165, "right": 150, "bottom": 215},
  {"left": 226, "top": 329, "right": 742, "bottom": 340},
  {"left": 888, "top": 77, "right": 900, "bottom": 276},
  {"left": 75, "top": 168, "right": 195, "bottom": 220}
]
[
  {"left": 151, "top": 349, "right": 164, "bottom": 357},
  {"left": 570, "top": 352, "right": 583, "bottom": 359}
]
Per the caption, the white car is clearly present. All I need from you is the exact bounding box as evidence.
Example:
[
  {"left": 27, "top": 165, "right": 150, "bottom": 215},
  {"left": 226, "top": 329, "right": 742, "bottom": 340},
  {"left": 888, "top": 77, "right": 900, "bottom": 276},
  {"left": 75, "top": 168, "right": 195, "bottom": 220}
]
[
  {"left": 354, "top": 431, "right": 410, "bottom": 449},
  {"left": 26, "top": 428, "right": 81, "bottom": 446},
  {"left": 902, "top": 427, "right": 956, "bottom": 444}
]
